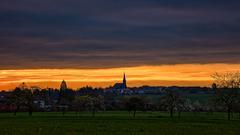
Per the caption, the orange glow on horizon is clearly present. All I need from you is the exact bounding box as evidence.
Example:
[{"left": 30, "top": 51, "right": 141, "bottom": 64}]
[{"left": 0, "top": 64, "right": 239, "bottom": 90}]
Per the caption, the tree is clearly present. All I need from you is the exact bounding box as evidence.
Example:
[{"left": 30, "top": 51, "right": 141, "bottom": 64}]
[
  {"left": 175, "top": 97, "right": 185, "bottom": 117},
  {"left": 161, "top": 91, "right": 183, "bottom": 117},
  {"left": 184, "top": 99, "right": 194, "bottom": 112},
  {"left": 212, "top": 72, "right": 240, "bottom": 120},
  {"left": 142, "top": 96, "right": 153, "bottom": 112},
  {"left": 58, "top": 89, "right": 75, "bottom": 115},
  {"left": 206, "top": 97, "right": 216, "bottom": 115},
  {"left": 85, "top": 95, "right": 105, "bottom": 117},
  {"left": 8, "top": 87, "right": 34, "bottom": 116},
  {"left": 233, "top": 95, "right": 240, "bottom": 120},
  {"left": 192, "top": 100, "right": 202, "bottom": 114},
  {"left": 9, "top": 88, "right": 25, "bottom": 115},
  {"left": 73, "top": 96, "right": 89, "bottom": 115},
  {"left": 123, "top": 96, "right": 145, "bottom": 117},
  {"left": 23, "top": 89, "right": 34, "bottom": 116}
]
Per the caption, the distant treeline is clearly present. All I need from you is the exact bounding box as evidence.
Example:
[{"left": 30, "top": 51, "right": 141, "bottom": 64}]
[{"left": 0, "top": 72, "right": 240, "bottom": 120}]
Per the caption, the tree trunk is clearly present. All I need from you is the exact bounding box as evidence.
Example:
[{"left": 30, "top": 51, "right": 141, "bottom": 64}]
[
  {"left": 92, "top": 109, "right": 96, "bottom": 117},
  {"left": 62, "top": 108, "right": 65, "bottom": 116},
  {"left": 75, "top": 111, "right": 78, "bottom": 116},
  {"left": 29, "top": 111, "right": 32, "bottom": 116},
  {"left": 227, "top": 107, "right": 231, "bottom": 120},
  {"left": 133, "top": 110, "right": 136, "bottom": 118},
  {"left": 28, "top": 106, "right": 33, "bottom": 116},
  {"left": 170, "top": 108, "right": 173, "bottom": 117},
  {"left": 28, "top": 110, "right": 32, "bottom": 116},
  {"left": 14, "top": 106, "right": 19, "bottom": 116},
  {"left": 210, "top": 111, "right": 213, "bottom": 115},
  {"left": 178, "top": 111, "right": 181, "bottom": 118}
]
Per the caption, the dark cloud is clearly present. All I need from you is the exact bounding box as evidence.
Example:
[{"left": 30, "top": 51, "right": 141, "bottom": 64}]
[{"left": 0, "top": 0, "right": 239, "bottom": 69}]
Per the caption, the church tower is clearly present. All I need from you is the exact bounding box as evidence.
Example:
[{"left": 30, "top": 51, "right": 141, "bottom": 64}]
[
  {"left": 123, "top": 73, "right": 127, "bottom": 89},
  {"left": 60, "top": 80, "right": 67, "bottom": 91},
  {"left": 59, "top": 80, "right": 68, "bottom": 103}
]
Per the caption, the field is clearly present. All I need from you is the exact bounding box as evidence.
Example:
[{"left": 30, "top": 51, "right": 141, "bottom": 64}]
[{"left": 0, "top": 111, "right": 239, "bottom": 135}]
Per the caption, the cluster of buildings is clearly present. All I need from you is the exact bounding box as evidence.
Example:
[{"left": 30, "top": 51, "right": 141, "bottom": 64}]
[{"left": 58, "top": 73, "right": 129, "bottom": 93}]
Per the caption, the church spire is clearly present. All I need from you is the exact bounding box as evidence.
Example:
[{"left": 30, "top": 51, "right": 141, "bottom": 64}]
[{"left": 123, "top": 72, "right": 127, "bottom": 88}]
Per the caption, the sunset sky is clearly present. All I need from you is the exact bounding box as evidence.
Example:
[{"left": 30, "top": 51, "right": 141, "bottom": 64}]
[{"left": 0, "top": 1, "right": 240, "bottom": 90}]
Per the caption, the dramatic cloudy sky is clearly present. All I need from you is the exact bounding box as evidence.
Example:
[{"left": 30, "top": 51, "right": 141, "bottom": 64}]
[{"left": 0, "top": 0, "right": 240, "bottom": 89}]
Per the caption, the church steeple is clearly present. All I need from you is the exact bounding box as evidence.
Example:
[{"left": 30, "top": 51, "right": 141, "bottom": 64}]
[{"left": 123, "top": 73, "right": 127, "bottom": 88}]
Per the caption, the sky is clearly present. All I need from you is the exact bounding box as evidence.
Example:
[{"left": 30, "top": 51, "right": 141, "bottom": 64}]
[{"left": 0, "top": 0, "right": 240, "bottom": 89}]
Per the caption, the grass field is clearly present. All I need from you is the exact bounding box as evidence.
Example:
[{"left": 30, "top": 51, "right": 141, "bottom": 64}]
[{"left": 0, "top": 111, "right": 239, "bottom": 135}]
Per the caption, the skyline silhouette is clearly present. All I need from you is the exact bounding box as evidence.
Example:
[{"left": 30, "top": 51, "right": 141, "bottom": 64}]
[{"left": 0, "top": 64, "right": 240, "bottom": 90}]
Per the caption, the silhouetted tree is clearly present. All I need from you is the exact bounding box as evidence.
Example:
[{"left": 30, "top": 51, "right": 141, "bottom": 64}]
[
  {"left": 23, "top": 89, "right": 34, "bottom": 116},
  {"left": 73, "top": 95, "right": 89, "bottom": 115},
  {"left": 176, "top": 97, "right": 185, "bottom": 117},
  {"left": 212, "top": 83, "right": 217, "bottom": 90},
  {"left": 142, "top": 96, "right": 153, "bottom": 112},
  {"left": 206, "top": 97, "right": 216, "bottom": 115},
  {"left": 85, "top": 95, "right": 105, "bottom": 117},
  {"left": 161, "top": 91, "right": 183, "bottom": 117},
  {"left": 212, "top": 72, "right": 240, "bottom": 120},
  {"left": 9, "top": 88, "right": 25, "bottom": 115},
  {"left": 9, "top": 87, "right": 34, "bottom": 116},
  {"left": 233, "top": 96, "right": 240, "bottom": 120},
  {"left": 58, "top": 89, "right": 75, "bottom": 115},
  {"left": 124, "top": 96, "right": 145, "bottom": 117}
]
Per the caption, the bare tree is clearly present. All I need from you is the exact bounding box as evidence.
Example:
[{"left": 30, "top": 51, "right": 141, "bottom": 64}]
[
  {"left": 123, "top": 96, "right": 145, "bottom": 117},
  {"left": 233, "top": 97, "right": 240, "bottom": 120},
  {"left": 73, "top": 96, "right": 89, "bottom": 115},
  {"left": 23, "top": 89, "right": 34, "bottom": 116},
  {"left": 8, "top": 87, "right": 34, "bottom": 116},
  {"left": 85, "top": 95, "right": 105, "bottom": 117},
  {"left": 212, "top": 72, "right": 240, "bottom": 120},
  {"left": 9, "top": 88, "right": 25, "bottom": 116},
  {"left": 212, "top": 72, "right": 240, "bottom": 89},
  {"left": 161, "top": 91, "right": 183, "bottom": 117}
]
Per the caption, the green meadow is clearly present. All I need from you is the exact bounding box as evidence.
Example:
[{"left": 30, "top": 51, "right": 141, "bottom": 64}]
[{"left": 0, "top": 111, "right": 239, "bottom": 135}]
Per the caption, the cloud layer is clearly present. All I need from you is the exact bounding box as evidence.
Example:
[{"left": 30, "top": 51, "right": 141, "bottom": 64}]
[{"left": 0, "top": 0, "right": 240, "bottom": 69}]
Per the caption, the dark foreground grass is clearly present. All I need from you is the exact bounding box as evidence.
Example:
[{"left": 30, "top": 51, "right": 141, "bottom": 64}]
[{"left": 0, "top": 111, "right": 239, "bottom": 135}]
